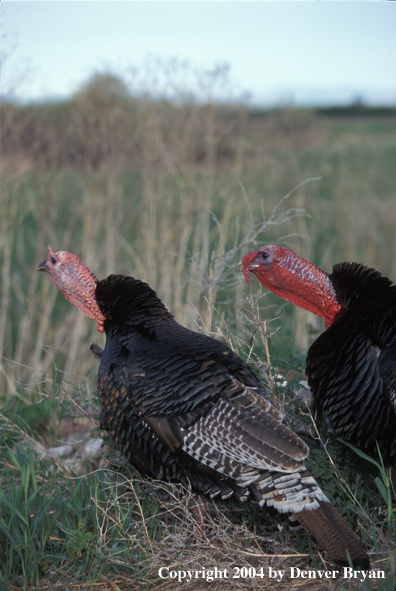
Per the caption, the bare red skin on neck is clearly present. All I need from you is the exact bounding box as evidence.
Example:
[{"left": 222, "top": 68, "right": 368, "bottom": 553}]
[
  {"left": 241, "top": 246, "right": 341, "bottom": 328},
  {"left": 37, "top": 245, "right": 105, "bottom": 333}
]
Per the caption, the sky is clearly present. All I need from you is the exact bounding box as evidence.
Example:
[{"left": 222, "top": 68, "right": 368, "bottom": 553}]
[{"left": 3, "top": 1, "right": 396, "bottom": 107}]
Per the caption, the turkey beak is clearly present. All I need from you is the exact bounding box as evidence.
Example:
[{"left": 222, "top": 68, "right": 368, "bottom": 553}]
[
  {"left": 36, "top": 259, "right": 48, "bottom": 272},
  {"left": 37, "top": 245, "right": 54, "bottom": 272}
]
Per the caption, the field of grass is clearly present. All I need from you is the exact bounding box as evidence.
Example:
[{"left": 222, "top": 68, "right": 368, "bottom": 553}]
[{"left": 1, "top": 70, "right": 395, "bottom": 589}]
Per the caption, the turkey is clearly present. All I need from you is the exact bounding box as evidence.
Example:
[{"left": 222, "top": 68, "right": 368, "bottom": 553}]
[
  {"left": 37, "top": 245, "right": 369, "bottom": 568},
  {"left": 242, "top": 245, "right": 396, "bottom": 468}
]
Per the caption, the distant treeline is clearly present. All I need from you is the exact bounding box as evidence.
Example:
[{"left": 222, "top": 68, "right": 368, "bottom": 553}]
[
  {"left": 314, "top": 105, "right": 396, "bottom": 118},
  {"left": 3, "top": 71, "right": 396, "bottom": 170},
  {"left": 249, "top": 105, "right": 396, "bottom": 119}
]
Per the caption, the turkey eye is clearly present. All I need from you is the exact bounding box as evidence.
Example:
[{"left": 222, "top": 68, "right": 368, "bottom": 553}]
[
  {"left": 261, "top": 252, "right": 269, "bottom": 260},
  {"left": 50, "top": 256, "right": 57, "bottom": 264}
]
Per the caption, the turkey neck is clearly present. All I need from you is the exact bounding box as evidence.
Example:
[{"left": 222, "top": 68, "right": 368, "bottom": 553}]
[
  {"left": 62, "top": 255, "right": 105, "bottom": 332},
  {"left": 260, "top": 251, "right": 341, "bottom": 328}
]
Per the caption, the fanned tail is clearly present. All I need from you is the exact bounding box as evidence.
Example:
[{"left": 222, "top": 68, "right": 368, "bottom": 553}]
[{"left": 294, "top": 500, "right": 369, "bottom": 569}]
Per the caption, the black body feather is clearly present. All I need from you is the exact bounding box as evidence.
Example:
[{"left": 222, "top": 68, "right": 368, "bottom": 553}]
[
  {"left": 307, "top": 262, "right": 396, "bottom": 467},
  {"left": 88, "top": 274, "right": 369, "bottom": 568}
]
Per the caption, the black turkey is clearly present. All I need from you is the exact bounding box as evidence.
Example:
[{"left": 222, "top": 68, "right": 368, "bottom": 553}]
[
  {"left": 242, "top": 244, "right": 396, "bottom": 468},
  {"left": 37, "top": 245, "right": 370, "bottom": 568}
]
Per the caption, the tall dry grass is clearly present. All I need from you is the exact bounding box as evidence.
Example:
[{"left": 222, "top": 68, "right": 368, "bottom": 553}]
[
  {"left": 0, "top": 65, "right": 293, "bottom": 400},
  {"left": 2, "top": 63, "right": 396, "bottom": 400}
]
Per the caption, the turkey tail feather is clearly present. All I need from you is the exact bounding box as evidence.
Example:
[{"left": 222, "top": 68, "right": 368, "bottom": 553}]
[{"left": 295, "top": 500, "right": 369, "bottom": 569}]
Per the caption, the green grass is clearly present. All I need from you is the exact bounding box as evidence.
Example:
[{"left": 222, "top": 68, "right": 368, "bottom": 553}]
[
  {"left": 0, "top": 439, "right": 165, "bottom": 589},
  {"left": 1, "top": 374, "right": 395, "bottom": 590}
]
